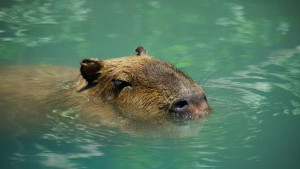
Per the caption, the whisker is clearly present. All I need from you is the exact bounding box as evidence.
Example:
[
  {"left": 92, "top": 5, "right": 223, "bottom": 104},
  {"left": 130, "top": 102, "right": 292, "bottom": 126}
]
[
  {"left": 201, "top": 69, "right": 219, "bottom": 87},
  {"left": 196, "top": 70, "right": 210, "bottom": 84},
  {"left": 172, "top": 55, "right": 188, "bottom": 67}
]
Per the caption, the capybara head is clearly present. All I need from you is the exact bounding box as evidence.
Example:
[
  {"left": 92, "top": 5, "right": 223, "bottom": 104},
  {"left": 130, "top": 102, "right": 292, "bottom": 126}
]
[{"left": 77, "top": 46, "right": 210, "bottom": 122}]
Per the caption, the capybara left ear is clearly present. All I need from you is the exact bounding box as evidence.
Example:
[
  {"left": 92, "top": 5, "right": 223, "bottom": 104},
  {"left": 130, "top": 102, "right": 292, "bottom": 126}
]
[{"left": 80, "top": 58, "right": 103, "bottom": 84}]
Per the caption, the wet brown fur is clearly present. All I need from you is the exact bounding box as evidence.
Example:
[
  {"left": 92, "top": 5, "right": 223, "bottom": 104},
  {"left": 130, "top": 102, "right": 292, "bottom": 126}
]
[
  {"left": 0, "top": 47, "right": 210, "bottom": 137},
  {"left": 76, "top": 54, "right": 208, "bottom": 122}
]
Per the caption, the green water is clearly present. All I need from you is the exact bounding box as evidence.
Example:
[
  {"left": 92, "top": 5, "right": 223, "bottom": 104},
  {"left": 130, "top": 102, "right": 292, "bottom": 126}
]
[{"left": 1, "top": 0, "right": 300, "bottom": 168}]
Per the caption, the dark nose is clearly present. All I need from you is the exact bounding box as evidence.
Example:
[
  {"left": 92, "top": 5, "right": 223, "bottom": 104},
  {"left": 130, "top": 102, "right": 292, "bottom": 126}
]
[{"left": 171, "top": 95, "right": 210, "bottom": 119}]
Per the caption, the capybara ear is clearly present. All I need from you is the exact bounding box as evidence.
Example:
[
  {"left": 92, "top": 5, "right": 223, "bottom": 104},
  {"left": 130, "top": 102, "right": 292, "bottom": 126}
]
[
  {"left": 135, "top": 46, "right": 147, "bottom": 56},
  {"left": 80, "top": 58, "right": 103, "bottom": 84}
]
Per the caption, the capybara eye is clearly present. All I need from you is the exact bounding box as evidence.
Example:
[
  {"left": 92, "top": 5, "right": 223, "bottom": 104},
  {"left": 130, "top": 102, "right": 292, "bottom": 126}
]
[{"left": 112, "top": 79, "right": 132, "bottom": 93}]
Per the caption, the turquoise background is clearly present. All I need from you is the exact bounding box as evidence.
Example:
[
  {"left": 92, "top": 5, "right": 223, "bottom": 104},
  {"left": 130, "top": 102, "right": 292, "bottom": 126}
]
[{"left": 0, "top": 0, "right": 300, "bottom": 168}]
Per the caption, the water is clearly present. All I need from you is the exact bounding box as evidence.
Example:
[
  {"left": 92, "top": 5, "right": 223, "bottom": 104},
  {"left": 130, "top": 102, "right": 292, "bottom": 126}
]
[{"left": 0, "top": 0, "right": 300, "bottom": 168}]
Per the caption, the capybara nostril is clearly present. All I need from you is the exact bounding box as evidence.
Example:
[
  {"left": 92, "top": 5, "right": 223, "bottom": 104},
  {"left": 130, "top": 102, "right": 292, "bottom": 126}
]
[{"left": 172, "top": 99, "right": 189, "bottom": 113}]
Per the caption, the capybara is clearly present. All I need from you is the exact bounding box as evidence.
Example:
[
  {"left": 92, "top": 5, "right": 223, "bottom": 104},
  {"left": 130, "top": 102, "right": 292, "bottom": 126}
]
[{"left": 0, "top": 46, "right": 210, "bottom": 136}]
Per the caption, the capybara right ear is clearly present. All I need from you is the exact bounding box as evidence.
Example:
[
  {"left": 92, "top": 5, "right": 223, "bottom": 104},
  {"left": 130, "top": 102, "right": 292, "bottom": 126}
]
[
  {"left": 135, "top": 46, "right": 147, "bottom": 56},
  {"left": 80, "top": 58, "right": 103, "bottom": 84}
]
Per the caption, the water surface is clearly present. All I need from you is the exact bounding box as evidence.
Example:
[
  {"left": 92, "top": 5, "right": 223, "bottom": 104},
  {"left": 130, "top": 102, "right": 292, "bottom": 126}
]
[{"left": 0, "top": 0, "right": 300, "bottom": 168}]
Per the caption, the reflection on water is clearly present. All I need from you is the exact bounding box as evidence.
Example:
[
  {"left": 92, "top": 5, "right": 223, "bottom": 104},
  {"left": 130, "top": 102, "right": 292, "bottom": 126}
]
[
  {"left": 38, "top": 143, "right": 103, "bottom": 168},
  {"left": 216, "top": 4, "right": 255, "bottom": 45},
  {"left": 209, "top": 46, "right": 300, "bottom": 116},
  {"left": 0, "top": 0, "right": 89, "bottom": 47},
  {"left": 201, "top": 45, "right": 300, "bottom": 167}
]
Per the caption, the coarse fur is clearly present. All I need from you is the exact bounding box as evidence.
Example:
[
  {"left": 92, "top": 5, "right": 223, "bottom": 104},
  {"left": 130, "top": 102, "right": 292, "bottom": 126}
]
[
  {"left": 76, "top": 47, "right": 210, "bottom": 122},
  {"left": 0, "top": 46, "right": 210, "bottom": 137}
]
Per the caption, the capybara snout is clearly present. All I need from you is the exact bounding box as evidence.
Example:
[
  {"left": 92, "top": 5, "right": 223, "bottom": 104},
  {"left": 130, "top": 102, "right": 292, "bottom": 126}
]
[
  {"left": 77, "top": 46, "right": 211, "bottom": 122},
  {"left": 170, "top": 93, "right": 210, "bottom": 120}
]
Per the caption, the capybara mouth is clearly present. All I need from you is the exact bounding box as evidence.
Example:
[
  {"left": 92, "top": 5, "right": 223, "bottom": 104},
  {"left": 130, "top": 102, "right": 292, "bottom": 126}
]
[{"left": 170, "top": 109, "right": 211, "bottom": 121}]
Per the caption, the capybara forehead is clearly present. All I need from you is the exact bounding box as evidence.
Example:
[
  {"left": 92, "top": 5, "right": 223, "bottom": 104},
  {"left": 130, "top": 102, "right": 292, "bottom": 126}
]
[{"left": 101, "top": 56, "right": 192, "bottom": 86}]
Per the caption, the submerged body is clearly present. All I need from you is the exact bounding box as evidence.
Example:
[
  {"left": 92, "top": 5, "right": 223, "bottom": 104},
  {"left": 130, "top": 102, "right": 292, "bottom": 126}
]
[{"left": 0, "top": 47, "right": 210, "bottom": 136}]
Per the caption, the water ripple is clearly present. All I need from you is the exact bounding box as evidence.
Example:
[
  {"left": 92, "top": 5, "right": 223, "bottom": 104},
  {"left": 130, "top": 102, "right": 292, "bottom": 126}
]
[{"left": 0, "top": 0, "right": 90, "bottom": 47}]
